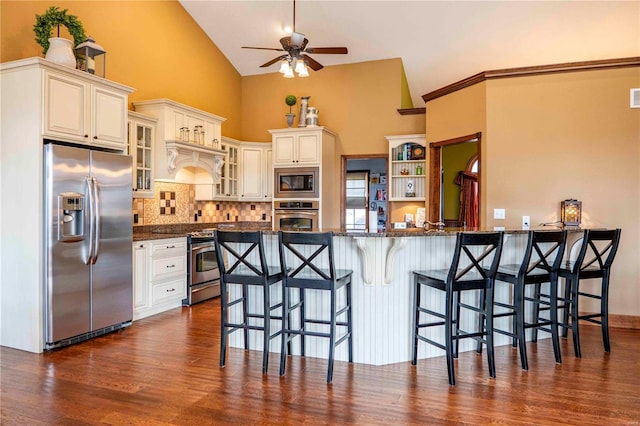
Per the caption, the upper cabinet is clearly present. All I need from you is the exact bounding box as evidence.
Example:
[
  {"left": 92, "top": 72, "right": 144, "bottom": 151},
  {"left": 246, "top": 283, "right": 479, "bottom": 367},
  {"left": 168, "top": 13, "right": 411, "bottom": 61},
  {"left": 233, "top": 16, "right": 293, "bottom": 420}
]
[
  {"left": 270, "top": 128, "right": 324, "bottom": 166},
  {"left": 240, "top": 142, "right": 273, "bottom": 201},
  {"left": 0, "top": 58, "right": 133, "bottom": 151},
  {"left": 132, "top": 99, "right": 226, "bottom": 182},
  {"left": 128, "top": 111, "right": 157, "bottom": 198},
  {"left": 386, "top": 134, "right": 426, "bottom": 201}
]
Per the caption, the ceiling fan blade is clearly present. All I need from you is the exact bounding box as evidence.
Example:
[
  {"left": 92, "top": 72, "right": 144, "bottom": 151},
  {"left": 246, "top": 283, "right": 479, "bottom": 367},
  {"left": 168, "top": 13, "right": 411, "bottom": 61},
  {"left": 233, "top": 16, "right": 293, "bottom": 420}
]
[
  {"left": 304, "top": 47, "right": 348, "bottom": 54},
  {"left": 242, "top": 46, "right": 286, "bottom": 52},
  {"left": 260, "top": 55, "right": 288, "bottom": 68},
  {"left": 301, "top": 54, "right": 323, "bottom": 71}
]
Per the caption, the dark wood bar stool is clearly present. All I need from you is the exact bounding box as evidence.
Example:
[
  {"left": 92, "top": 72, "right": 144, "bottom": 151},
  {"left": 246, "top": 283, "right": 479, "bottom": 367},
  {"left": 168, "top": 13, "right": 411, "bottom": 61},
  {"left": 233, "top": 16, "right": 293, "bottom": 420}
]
[
  {"left": 277, "top": 231, "right": 353, "bottom": 383},
  {"left": 411, "top": 232, "right": 503, "bottom": 386},
  {"left": 214, "top": 230, "right": 284, "bottom": 373},
  {"left": 557, "top": 229, "right": 621, "bottom": 358},
  {"left": 493, "top": 230, "right": 567, "bottom": 370}
]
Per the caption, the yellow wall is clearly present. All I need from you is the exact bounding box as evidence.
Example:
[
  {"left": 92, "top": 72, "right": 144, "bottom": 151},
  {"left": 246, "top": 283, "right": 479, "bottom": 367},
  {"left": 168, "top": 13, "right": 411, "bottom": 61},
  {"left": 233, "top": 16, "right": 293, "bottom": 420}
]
[
  {"left": 240, "top": 58, "right": 424, "bottom": 145},
  {"left": 1, "top": 1, "right": 243, "bottom": 138},
  {"left": 427, "top": 66, "right": 640, "bottom": 317}
]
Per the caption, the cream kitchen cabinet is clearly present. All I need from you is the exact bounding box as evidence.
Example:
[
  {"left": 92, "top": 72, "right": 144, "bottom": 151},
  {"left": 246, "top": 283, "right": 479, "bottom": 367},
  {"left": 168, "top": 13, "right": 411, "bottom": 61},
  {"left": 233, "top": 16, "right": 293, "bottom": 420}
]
[
  {"left": 133, "top": 99, "right": 226, "bottom": 182},
  {"left": 128, "top": 111, "right": 157, "bottom": 198},
  {"left": 386, "top": 134, "right": 427, "bottom": 201},
  {"left": 133, "top": 237, "right": 187, "bottom": 320},
  {"left": 44, "top": 69, "right": 130, "bottom": 150},
  {"left": 271, "top": 128, "right": 323, "bottom": 166},
  {"left": 239, "top": 142, "right": 273, "bottom": 201}
]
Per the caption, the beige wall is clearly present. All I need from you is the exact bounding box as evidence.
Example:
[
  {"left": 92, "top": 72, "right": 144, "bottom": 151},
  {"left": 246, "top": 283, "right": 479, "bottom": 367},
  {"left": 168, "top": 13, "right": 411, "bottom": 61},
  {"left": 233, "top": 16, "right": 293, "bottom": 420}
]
[
  {"left": 425, "top": 82, "right": 487, "bottom": 222},
  {"left": 428, "top": 66, "right": 640, "bottom": 316},
  {"left": 1, "top": 1, "right": 243, "bottom": 138}
]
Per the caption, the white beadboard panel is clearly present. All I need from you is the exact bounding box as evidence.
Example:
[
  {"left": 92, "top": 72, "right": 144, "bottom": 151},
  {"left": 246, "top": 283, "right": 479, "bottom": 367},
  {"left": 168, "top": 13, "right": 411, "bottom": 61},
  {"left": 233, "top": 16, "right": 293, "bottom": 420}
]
[{"left": 225, "top": 232, "right": 550, "bottom": 366}]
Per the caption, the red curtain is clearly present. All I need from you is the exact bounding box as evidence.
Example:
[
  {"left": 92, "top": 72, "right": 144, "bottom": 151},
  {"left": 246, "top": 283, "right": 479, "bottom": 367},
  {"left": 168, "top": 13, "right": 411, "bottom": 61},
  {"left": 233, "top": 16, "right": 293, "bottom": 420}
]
[{"left": 455, "top": 171, "right": 478, "bottom": 228}]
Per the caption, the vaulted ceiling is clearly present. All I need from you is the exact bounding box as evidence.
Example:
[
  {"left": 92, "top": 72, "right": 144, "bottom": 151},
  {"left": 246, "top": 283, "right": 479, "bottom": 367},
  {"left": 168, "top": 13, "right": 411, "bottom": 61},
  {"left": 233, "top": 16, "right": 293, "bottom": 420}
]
[{"left": 180, "top": 1, "right": 639, "bottom": 107}]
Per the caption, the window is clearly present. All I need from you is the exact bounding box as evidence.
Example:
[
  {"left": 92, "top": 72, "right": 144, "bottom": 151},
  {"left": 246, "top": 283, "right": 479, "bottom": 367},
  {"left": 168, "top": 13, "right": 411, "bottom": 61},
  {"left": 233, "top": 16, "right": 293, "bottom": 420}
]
[{"left": 345, "top": 171, "right": 368, "bottom": 231}]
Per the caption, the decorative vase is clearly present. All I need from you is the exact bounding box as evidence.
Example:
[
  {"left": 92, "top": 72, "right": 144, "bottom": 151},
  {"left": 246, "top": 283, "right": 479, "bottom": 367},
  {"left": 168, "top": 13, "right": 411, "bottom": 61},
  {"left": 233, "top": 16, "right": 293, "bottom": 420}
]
[
  {"left": 45, "top": 37, "right": 76, "bottom": 68},
  {"left": 306, "top": 107, "right": 319, "bottom": 127},
  {"left": 285, "top": 113, "right": 296, "bottom": 128},
  {"left": 298, "top": 96, "right": 310, "bottom": 127}
]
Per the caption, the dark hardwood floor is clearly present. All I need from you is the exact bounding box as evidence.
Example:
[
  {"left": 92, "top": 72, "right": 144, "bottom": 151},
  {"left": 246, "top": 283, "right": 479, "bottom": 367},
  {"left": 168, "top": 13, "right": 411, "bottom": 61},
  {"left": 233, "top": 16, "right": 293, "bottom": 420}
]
[{"left": 2, "top": 298, "right": 640, "bottom": 425}]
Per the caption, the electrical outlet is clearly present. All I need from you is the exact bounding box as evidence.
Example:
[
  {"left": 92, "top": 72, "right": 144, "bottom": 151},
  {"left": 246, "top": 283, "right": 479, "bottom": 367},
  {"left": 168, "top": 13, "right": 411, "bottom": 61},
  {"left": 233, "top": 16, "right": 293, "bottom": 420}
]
[
  {"left": 494, "top": 208, "right": 506, "bottom": 220},
  {"left": 522, "top": 215, "right": 530, "bottom": 230}
]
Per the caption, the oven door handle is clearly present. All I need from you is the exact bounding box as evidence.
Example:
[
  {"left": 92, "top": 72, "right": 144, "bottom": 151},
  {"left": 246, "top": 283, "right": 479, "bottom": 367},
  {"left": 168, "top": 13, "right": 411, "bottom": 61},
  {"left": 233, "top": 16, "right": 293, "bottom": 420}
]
[
  {"left": 275, "top": 211, "right": 318, "bottom": 216},
  {"left": 191, "top": 244, "right": 215, "bottom": 254}
]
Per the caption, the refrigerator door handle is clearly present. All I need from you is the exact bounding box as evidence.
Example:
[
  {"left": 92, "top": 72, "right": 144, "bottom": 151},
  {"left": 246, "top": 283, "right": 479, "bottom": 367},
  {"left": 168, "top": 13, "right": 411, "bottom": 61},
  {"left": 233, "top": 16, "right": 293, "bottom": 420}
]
[
  {"left": 92, "top": 177, "right": 101, "bottom": 264},
  {"left": 85, "top": 176, "right": 96, "bottom": 265}
]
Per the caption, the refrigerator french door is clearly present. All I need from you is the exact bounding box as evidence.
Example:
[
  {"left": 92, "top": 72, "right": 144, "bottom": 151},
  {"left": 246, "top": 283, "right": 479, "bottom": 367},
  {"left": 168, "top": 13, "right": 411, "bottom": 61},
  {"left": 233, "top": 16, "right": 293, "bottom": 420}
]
[{"left": 44, "top": 143, "right": 133, "bottom": 349}]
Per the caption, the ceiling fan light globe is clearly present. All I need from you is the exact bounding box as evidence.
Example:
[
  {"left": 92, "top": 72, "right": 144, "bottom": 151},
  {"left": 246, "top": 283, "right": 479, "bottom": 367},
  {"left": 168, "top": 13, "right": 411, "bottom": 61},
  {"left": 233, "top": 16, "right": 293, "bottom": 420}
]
[
  {"left": 279, "top": 59, "right": 289, "bottom": 74},
  {"left": 298, "top": 65, "right": 309, "bottom": 77},
  {"left": 294, "top": 59, "right": 306, "bottom": 74},
  {"left": 283, "top": 65, "right": 295, "bottom": 78}
]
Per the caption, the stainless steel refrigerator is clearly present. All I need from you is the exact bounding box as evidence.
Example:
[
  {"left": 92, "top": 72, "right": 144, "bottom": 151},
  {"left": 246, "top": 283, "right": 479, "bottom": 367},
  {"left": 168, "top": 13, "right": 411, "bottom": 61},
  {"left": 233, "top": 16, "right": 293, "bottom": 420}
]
[{"left": 44, "top": 143, "right": 133, "bottom": 349}]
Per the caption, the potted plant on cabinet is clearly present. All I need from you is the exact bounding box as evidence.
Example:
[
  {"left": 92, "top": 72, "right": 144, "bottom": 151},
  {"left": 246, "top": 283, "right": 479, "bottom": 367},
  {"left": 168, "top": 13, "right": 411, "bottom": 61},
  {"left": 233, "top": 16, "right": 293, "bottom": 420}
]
[
  {"left": 285, "top": 95, "right": 297, "bottom": 127},
  {"left": 33, "top": 6, "right": 86, "bottom": 68}
]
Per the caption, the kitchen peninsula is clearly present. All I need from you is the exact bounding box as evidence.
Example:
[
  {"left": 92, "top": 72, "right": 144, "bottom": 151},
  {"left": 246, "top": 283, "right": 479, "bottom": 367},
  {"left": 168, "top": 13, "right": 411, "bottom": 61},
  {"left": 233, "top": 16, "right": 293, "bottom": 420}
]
[{"left": 135, "top": 224, "right": 585, "bottom": 366}]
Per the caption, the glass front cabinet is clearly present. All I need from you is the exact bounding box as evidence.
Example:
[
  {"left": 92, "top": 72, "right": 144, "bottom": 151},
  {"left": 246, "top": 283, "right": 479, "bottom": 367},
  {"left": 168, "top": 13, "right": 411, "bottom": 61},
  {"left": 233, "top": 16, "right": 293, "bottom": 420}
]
[
  {"left": 386, "top": 134, "right": 426, "bottom": 201},
  {"left": 128, "top": 111, "right": 157, "bottom": 198}
]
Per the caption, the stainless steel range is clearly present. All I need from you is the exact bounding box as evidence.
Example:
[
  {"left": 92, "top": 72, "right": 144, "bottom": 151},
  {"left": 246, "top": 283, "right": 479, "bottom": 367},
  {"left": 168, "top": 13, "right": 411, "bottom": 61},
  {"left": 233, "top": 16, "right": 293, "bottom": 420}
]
[{"left": 183, "top": 229, "right": 220, "bottom": 306}]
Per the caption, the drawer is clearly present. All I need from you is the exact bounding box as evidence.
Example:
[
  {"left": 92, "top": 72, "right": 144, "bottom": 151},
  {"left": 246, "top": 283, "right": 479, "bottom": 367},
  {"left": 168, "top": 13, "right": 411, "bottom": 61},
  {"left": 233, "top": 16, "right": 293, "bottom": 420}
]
[
  {"left": 151, "top": 255, "right": 186, "bottom": 280},
  {"left": 151, "top": 238, "right": 186, "bottom": 258},
  {"left": 152, "top": 277, "right": 186, "bottom": 305}
]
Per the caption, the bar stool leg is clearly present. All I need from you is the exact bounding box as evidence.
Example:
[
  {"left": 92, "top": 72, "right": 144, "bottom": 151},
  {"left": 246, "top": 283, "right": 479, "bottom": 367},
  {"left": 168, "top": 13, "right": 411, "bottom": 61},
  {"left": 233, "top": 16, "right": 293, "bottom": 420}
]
[
  {"left": 242, "top": 284, "right": 249, "bottom": 350},
  {"left": 455, "top": 291, "right": 462, "bottom": 358},
  {"left": 571, "top": 278, "right": 582, "bottom": 358},
  {"left": 327, "top": 288, "right": 337, "bottom": 383},
  {"left": 279, "top": 285, "right": 290, "bottom": 376},
  {"left": 476, "top": 289, "right": 485, "bottom": 354},
  {"left": 549, "top": 276, "right": 562, "bottom": 364},
  {"left": 445, "top": 288, "right": 456, "bottom": 386},
  {"left": 411, "top": 276, "right": 420, "bottom": 365},
  {"left": 347, "top": 281, "right": 354, "bottom": 362},
  {"left": 602, "top": 274, "right": 611, "bottom": 352},
  {"left": 220, "top": 296, "right": 228, "bottom": 368},
  {"left": 561, "top": 277, "right": 572, "bottom": 338},
  {"left": 531, "top": 283, "right": 541, "bottom": 343},
  {"left": 515, "top": 281, "right": 528, "bottom": 370},
  {"left": 262, "top": 283, "right": 270, "bottom": 373},
  {"left": 300, "top": 288, "right": 306, "bottom": 357},
  {"left": 485, "top": 284, "right": 496, "bottom": 379}
]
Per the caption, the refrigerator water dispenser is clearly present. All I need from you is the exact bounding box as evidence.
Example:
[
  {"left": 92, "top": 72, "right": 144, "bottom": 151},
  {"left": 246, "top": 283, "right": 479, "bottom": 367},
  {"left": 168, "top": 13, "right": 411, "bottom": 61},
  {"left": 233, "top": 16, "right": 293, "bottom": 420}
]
[{"left": 59, "top": 193, "right": 85, "bottom": 241}]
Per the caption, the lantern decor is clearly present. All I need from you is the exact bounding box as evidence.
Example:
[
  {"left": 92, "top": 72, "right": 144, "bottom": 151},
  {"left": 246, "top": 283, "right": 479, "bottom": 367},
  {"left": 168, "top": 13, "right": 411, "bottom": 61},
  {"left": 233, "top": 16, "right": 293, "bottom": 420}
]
[
  {"left": 561, "top": 199, "right": 582, "bottom": 228},
  {"left": 74, "top": 36, "right": 106, "bottom": 77}
]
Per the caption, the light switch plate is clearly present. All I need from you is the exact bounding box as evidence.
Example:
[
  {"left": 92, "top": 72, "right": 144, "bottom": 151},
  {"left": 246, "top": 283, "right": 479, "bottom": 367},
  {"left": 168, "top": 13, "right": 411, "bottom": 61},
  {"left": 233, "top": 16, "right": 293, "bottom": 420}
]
[
  {"left": 393, "top": 222, "right": 407, "bottom": 229},
  {"left": 522, "top": 215, "right": 530, "bottom": 230},
  {"left": 494, "top": 208, "right": 506, "bottom": 220}
]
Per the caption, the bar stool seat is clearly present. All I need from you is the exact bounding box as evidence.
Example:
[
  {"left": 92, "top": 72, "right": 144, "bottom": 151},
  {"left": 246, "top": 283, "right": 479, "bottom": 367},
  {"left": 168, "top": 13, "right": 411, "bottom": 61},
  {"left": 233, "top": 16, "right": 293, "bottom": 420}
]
[
  {"left": 557, "top": 229, "right": 621, "bottom": 358},
  {"left": 493, "top": 230, "right": 567, "bottom": 370},
  {"left": 278, "top": 231, "right": 353, "bottom": 383},
  {"left": 411, "top": 231, "right": 503, "bottom": 386},
  {"left": 214, "top": 230, "right": 284, "bottom": 374}
]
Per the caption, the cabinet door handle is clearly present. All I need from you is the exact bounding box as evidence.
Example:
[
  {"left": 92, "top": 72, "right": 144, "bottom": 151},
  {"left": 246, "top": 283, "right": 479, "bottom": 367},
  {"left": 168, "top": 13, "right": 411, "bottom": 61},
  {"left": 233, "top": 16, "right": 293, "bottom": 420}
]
[
  {"left": 93, "top": 136, "right": 98, "bottom": 140},
  {"left": 166, "top": 264, "right": 175, "bottom": 269},
  {"left": 166, "top": 245, "right": 175, "bottom": 248},
  {"left": 84, "top": 134, "right": 89, "bottom": 138},
  {"left": 166, "top": 288, "right": 176, "bottom": 292}
]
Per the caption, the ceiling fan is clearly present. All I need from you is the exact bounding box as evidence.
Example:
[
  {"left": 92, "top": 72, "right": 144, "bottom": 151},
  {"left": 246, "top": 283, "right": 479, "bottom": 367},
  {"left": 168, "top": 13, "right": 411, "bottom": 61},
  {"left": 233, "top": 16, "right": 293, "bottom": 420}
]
[{"left": 241, "top": 0, "right": 348, "bottom": 74}]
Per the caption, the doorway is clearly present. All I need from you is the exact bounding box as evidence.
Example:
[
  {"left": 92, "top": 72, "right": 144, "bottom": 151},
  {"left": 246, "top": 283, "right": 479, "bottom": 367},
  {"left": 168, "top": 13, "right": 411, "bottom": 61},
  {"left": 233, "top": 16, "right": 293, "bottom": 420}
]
[
  {"left": 428, "top": 132, "right": 481, "bottom": 227},
  {"left": 341, "top": 155, "right": 388, "bottom": 231}
]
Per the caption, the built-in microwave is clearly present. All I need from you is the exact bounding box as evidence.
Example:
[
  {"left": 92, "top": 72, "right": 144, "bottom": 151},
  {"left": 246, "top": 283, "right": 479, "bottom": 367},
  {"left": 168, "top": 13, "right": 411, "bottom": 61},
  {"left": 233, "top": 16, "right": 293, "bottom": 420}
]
[{"left": 274, "top": 167, "right": 319, "bottom": 198}]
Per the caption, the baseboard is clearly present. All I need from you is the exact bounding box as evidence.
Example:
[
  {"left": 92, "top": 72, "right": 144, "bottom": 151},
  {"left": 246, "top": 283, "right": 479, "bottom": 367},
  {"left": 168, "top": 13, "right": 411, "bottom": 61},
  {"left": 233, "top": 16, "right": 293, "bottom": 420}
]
[{"left": 580, "top": 313, "right": 640, "bottom": 329}]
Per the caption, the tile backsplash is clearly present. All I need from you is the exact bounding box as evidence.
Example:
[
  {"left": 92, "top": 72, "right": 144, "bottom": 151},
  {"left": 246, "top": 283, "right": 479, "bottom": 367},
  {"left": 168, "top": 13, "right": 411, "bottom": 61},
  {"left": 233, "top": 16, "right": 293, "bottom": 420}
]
[{"left": 132, "top": 181, "right": 271, "bottom": 226}]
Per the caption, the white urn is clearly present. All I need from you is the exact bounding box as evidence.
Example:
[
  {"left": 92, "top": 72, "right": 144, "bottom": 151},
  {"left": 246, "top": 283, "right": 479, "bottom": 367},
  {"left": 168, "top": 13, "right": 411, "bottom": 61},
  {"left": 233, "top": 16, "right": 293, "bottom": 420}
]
[{"left": 45, "top": 37, "right": 76, "bottom": 68}]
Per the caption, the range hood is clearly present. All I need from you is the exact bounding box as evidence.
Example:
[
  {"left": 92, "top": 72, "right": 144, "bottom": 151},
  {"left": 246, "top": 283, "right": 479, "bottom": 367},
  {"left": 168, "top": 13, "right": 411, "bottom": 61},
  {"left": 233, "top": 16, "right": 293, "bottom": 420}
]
[
  {"left": 162, "top": 140, "right": 225, "bottom": 184},
  {"left": 132, "top": 98, "right": 227, "bottom": 185}
]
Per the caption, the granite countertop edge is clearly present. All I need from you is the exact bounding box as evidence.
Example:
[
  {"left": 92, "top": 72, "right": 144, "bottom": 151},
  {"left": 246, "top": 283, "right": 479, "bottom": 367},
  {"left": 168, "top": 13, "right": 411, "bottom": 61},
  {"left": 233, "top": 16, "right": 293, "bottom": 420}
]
[{"left": 133, "top": 223, "right": 582, "bottom": 242}]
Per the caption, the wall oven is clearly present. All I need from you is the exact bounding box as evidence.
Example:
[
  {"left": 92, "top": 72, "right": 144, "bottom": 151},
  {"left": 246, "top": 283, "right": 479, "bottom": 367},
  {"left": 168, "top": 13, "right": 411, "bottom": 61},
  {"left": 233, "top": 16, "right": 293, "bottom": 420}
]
[
  {"left": 183, "top": 230, "right": 220, "bottom": 306},
  {"left": 274, "top": 167, "right": 319, "bottom": 198},
  {"left": 274, "top": 200, "right": 319, "bottom": 232}
]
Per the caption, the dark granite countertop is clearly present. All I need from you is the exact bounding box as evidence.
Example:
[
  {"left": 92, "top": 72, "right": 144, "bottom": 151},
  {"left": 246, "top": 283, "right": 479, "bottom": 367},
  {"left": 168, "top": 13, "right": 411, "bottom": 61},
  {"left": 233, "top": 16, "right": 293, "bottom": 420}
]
[{"left": 133, "top": 223, "right": 582, "bottom": 242}]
